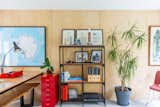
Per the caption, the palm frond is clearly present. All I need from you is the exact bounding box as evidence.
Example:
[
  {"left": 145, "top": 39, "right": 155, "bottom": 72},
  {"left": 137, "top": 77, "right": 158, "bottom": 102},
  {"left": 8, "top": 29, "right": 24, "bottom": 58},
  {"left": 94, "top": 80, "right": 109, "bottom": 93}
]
[
  {"left": 108, "top": 48, "right": 118, "bottom": 61},
  {"left": 107, "top": 29, "right": 117, "bottom": 48},
  {"left": 132, "top": 33, "right": 146, "bottom": 48},
  {"left": 121, "top": 25, "right": 137, "bottom": 41}
]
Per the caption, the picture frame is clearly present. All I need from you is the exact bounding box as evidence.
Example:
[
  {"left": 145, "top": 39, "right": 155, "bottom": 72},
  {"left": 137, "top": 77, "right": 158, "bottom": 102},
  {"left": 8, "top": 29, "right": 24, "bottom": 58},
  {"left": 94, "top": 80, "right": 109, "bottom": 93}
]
[
  {"left": 0, "top": 26, "right": 46, "bottom": 67},
  {"left": 91, "top": 50, "right": 102, "bottom": 63},
  {"left": 148, "top": 26, "right": 160, "bottom": 66},
  {"left": 62, "top": 29, "right": 75, "bottom": 45},
  {"left": 75, "top": 51, "right": 88, "bottom": 62},
  {"left": 76, "top": 30, "right": 88, "bottom": 45},
  {"left": 91, "top": 29, "right": 103, "bottom": 45}
]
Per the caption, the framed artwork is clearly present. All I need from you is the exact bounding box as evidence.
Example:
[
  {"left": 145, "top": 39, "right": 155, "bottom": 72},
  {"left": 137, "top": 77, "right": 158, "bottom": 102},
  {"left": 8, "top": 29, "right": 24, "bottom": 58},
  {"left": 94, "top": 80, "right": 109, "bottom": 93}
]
[
  {"left": 62, "top": 29, "right": 75, "bottom": 45},
  {"left": 91, "top": 50, "right": 102, "bottom": 63},
  {"left": 0, "top": 26, "right": 46, "bottom": 66},
  {"left": 76, "top": 30, "right": 88, "bottom": 45},
  {"left": 148, "top": 26, "right": 160, "bottom": 66},
  {"left": 75, "top": 51, "right": 88, "bottom": 62},
  {"left": 91, "top": 29, "right": 103, "bottom": 45}
]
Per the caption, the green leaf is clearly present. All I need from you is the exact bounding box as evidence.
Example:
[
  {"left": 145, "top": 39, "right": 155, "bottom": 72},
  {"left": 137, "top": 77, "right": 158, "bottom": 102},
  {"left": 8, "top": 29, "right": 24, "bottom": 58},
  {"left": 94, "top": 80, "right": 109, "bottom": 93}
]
[
  {"left": 107, "top": 30, "right": 117, "bottom": 48},
  {"left": 132, "top": 33, "right": 146, "bottom": 48},
  {"left": 45, "top": 58, "right": 50, "bottom": 65},
  {"left": 40, "top": 65, "right": 48, "bottom": 69},
  {"left": 108, "top": 48, "right": 118, "bottom": 61},
  {"left": 121, "top": 25, "right": 137, "bottom": 41},
  {"left": 40, "top": 57, "right": 54, "bottom": 73}
]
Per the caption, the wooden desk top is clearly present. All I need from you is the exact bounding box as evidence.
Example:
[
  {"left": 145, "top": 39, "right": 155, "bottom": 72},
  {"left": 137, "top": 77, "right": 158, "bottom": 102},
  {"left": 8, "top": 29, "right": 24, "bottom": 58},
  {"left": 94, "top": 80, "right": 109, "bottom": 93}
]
[{"left": 0, "top": 71, "right": 42, "bottom": 94}]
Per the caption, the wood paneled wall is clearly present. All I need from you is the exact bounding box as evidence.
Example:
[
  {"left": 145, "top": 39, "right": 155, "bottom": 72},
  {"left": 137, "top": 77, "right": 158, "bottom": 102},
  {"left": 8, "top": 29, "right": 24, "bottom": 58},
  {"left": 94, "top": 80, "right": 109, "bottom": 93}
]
[{"left": 1, "top": 10, "right": 160, "bottom": 101}]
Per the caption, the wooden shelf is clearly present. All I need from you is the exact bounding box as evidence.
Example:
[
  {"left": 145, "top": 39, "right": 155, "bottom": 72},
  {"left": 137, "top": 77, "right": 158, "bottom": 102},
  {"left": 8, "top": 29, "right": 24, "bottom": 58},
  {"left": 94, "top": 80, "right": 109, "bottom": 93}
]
[
  {"left": 61, "top": 81, "right": 104, "bottom": 84},
  {"left": 83, "top": 97, "right": 105, "bottom": 102},
  {"left": 61, "top": 63, "right": 105, "bottom": 66},
  {"left": 83, "top": 81, "right": 105, "bottom": 84},
  {"left": 60, "top": 45, "right": 105, "bottom": 48},
  {"left": 62, "top": 95, "right": 82, "bottom": 102},
  {"left": 61, "top": 81, "right": 83, "bottom": 84}
]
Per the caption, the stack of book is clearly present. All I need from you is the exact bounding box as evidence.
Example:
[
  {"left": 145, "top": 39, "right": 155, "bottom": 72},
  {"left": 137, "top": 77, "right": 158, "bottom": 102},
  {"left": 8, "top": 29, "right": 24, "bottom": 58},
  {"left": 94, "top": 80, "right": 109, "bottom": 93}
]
[
  {"left": 61, "top": 72, "right": 82, "bottom": 83},
  {"left": 67, "top": 77, "right": 82, "bottom": 82}
]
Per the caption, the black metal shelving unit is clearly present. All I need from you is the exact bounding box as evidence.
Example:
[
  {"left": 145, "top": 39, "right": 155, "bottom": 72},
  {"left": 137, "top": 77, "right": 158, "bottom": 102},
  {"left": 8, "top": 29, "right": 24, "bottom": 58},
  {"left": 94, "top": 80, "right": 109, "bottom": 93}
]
[{"left": 59, "top": 44, "right": 106, "bottom": 104}]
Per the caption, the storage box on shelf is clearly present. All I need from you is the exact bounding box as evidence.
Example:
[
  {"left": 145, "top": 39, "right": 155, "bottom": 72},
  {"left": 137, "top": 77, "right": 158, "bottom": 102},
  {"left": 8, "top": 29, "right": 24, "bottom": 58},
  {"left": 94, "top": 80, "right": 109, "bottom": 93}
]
[
  {"left": 41, "top": 74, "right": 59, "bottom": 107},
  {"left": 88, "top": 67, "right": 101, "bottom": 82}
]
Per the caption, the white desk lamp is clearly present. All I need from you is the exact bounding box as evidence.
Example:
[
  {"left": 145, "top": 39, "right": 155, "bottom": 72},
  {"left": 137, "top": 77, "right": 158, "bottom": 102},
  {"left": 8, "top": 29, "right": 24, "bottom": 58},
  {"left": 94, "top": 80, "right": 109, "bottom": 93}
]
[{"left": 0, "top": 41, "right": 22, "bottom": 74}]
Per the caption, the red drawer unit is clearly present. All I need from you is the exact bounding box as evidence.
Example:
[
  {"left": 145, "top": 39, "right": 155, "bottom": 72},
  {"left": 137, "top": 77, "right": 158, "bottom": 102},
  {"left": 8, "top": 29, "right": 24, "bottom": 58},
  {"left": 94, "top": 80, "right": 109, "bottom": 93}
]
[{"left": 41, "top": 74, "right": 59, "bottom": 107}]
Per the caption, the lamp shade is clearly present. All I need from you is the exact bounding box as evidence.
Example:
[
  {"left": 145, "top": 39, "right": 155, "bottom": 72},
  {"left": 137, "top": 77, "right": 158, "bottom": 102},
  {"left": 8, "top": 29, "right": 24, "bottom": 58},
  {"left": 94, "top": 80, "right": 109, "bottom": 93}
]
[{"left": 13, "top": 41, "right": 21, "bottom": 52}]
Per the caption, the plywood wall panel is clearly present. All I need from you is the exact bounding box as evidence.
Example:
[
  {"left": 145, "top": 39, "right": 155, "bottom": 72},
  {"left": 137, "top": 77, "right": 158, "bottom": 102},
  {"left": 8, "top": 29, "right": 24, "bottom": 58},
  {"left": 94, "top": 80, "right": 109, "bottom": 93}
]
[
  {"left": 100, "top": 10, "right": 160, "bottom": 100},
  {"left": 0, "top": 10, "right": 160, "bottom": 102}
]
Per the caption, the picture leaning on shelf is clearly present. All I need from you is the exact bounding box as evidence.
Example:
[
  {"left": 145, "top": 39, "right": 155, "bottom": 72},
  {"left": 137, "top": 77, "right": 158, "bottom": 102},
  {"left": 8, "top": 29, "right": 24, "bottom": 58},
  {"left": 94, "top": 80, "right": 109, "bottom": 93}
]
[
  {"left": 75, "top": 51, "right": 88, "bottom": 63},
  {"left": 76, "top": 29, "right": 103, "bottom": 45},
  {"left": 62, "top": 85, "right": 78, "bottom": 101},
  {"left": 91, "top": 50, "right": 102, "bottom": 63},
  {"left": 62, "top": 29, "right": 75, "bottom": 45},
  {"left": 62, "top": 29, "right": 103, "bottom": 46}
]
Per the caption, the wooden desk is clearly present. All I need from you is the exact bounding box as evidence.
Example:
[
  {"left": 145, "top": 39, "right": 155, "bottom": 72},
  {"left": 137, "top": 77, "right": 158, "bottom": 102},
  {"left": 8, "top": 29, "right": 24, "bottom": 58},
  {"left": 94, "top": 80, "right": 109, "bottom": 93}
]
[{"left": 0, "top": 71, "right": 42, "bottom": 106}]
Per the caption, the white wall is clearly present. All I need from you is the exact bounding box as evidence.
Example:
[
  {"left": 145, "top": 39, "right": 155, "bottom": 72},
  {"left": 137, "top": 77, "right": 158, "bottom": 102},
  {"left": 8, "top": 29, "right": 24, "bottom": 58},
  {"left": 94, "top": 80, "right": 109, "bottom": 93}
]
[{"left": 0, "top": 0, "right": 160, "bottom": 10}]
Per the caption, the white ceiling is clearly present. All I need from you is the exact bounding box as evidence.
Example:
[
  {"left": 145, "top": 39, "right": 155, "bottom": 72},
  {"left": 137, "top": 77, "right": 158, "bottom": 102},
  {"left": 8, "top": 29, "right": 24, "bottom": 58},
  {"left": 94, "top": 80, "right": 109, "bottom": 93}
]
[{"left": 0, "top": 0, "right": 160, "bottom": 10}]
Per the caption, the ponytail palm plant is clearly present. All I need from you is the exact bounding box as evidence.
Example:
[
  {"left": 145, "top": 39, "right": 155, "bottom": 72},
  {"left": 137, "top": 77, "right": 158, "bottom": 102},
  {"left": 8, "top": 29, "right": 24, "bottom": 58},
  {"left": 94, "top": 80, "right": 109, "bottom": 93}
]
[{"left": 107, "top": 25, "right": 145, "bottom": 91}]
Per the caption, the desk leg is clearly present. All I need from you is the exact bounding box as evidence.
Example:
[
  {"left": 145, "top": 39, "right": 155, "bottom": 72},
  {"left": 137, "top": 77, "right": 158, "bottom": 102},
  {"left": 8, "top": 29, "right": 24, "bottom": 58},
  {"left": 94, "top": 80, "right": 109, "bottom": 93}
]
[
  {"left": 20, "top": 96, "right": 24, "bottom": 107},
  {"left": 20, "top": 89, "right": 35, "bottom": 107},
  {"left": 31, "top": 89, "right": 34, "bottom": 106}
]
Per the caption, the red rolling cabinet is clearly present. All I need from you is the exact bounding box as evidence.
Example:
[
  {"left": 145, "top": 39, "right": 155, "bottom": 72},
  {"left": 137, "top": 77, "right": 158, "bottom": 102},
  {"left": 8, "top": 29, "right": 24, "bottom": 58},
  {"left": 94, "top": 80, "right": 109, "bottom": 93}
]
[{"left": 41, "top": 74, "right": 59, "bottom": 107}]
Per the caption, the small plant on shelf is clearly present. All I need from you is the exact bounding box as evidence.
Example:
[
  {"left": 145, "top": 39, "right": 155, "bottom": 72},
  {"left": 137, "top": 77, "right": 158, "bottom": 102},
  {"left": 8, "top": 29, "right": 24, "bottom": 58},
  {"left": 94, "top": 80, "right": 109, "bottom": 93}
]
[
  {"left": 107, "top": 24, "right": 146, "bottom": 106},
  {"left": 41, "top": 57, "right": 54, "bottom": 74}
]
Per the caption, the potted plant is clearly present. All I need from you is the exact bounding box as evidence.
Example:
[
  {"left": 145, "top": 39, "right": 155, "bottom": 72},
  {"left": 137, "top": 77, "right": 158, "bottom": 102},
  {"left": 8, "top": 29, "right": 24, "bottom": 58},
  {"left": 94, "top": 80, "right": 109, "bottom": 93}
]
[
  {"left": 41, "top": 57, "right": 54, "bottom": 74},
  {"left": 107, "top": 25, "right": 145, "bottom": 106}
]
